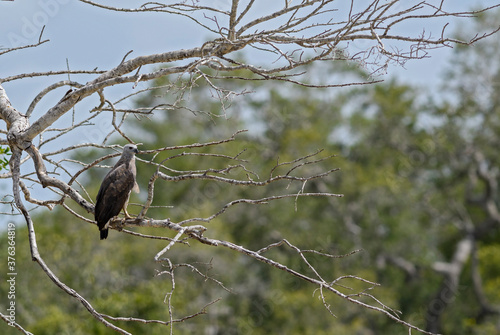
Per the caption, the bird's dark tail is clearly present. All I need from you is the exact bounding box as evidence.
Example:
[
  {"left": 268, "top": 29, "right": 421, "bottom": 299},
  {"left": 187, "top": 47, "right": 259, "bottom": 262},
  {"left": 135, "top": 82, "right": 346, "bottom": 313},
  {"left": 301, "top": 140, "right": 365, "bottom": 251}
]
[{"left": 100, "top": 228, "right": 108, "bottom": 240}]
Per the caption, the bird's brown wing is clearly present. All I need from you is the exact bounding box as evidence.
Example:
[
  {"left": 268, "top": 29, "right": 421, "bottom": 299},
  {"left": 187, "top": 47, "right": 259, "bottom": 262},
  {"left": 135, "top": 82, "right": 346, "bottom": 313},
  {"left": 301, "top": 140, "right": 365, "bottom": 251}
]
[{"left": 95, "top": 163, "right": 135, "bottom": 232}]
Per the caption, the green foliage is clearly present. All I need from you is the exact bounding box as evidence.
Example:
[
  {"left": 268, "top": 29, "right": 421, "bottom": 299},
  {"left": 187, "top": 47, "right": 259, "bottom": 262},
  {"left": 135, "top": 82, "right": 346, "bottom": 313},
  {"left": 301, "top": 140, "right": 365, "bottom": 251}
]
[
  {"left": 3, "top": 11, "right": 500, "bottom": 334},
  {"left": 0, "top": 145, "right": 11, "bottom": 171}
]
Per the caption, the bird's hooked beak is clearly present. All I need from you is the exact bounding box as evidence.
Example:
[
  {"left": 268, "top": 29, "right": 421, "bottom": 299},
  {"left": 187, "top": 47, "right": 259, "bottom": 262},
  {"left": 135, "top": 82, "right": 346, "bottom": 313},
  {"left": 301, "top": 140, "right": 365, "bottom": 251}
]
[{"left": 133, "top": 147, "right": 139, "bottom": 154}]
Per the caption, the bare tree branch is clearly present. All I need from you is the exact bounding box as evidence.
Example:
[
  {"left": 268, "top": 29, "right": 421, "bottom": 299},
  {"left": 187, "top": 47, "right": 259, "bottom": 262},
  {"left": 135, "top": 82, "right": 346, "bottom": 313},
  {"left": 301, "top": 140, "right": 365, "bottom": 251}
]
[
  {"left": 2, "top": 1, "right": 500, "bottom": 333},
  {"left": 0, "top": 311, "right": 33, "bottom": 335},
  {"left": 9, "top": 147, "right": 131, "bottom": 333}
]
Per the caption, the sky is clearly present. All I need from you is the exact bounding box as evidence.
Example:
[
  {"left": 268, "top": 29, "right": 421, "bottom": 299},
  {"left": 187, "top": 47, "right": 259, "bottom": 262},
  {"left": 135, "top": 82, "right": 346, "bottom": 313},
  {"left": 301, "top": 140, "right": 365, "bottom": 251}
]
[
  {"left": 0, "top": 0, "right": 496, "bottom": 226},
  {"left": 0, "top": 0, "right": 494, "bottom": 108}
]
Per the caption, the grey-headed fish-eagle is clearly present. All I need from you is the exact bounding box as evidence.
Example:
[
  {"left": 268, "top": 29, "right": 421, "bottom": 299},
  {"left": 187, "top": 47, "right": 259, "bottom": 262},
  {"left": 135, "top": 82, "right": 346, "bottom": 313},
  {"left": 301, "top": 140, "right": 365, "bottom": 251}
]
[{"left": 95, "top": 144, "right": 139, "bottom": 239}]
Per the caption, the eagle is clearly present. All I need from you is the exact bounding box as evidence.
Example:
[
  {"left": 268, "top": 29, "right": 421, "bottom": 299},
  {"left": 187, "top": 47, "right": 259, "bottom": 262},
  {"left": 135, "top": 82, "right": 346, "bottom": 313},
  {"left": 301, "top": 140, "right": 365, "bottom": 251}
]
[{"left": 95, "top": 144, "right": 139, "bottom": 239}]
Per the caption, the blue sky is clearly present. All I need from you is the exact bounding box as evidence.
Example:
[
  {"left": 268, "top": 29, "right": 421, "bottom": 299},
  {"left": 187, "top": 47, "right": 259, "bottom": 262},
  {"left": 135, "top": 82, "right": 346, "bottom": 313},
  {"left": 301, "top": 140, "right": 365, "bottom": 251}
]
[
  {"left": 0, "top": 0, "right": 495, "bottom": 226},
  {"left": 0, "top": 0, "right": 493, "bottom": 107}
]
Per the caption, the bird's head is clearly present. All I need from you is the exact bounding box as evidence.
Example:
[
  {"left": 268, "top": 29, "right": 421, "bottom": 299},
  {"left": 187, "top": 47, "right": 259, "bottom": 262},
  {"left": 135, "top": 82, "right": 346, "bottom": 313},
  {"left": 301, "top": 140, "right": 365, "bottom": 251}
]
[{"left": 123, "top": 144, "right": 139, "bottom": 155}]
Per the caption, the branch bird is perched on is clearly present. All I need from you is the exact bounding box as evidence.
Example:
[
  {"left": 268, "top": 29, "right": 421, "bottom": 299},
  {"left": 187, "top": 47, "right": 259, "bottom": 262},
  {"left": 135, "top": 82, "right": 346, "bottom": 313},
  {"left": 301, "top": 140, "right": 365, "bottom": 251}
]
[{"left": 95, "top": 144, "right": 140, "bottom": 239}]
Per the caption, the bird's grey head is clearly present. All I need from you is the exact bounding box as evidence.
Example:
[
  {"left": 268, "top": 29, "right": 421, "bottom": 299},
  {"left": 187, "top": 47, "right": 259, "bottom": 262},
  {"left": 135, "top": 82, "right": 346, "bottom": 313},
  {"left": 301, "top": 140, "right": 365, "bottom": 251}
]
[{"left": 123, "top": 144, "right": 139, "bottom": 156}]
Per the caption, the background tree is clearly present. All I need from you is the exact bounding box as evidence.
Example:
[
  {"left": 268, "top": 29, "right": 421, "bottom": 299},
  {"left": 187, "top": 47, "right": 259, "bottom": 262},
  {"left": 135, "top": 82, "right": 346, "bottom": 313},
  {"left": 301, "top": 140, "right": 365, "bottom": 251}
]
[{"left": 1, "top": 1, "right": 500, "bottom": 334}]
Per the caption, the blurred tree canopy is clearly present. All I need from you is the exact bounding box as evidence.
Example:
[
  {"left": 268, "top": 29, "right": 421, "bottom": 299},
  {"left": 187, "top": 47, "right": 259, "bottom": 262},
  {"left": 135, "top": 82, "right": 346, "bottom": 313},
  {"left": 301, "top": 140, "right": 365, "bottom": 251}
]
[{"left": 2, "top": 10, "right": 500, "bottom": 335}]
